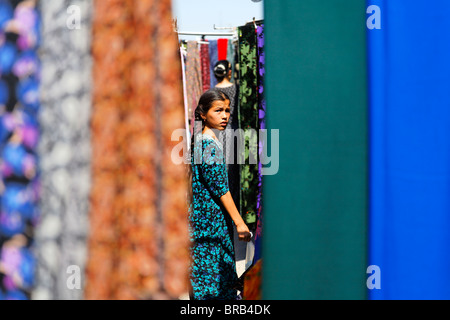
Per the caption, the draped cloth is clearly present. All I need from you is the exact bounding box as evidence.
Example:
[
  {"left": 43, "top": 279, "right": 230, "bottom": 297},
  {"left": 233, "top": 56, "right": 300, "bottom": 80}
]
[
  {"left": 368, "top": 0, "right": 450, "bottom": 299},
  {"left": 85, "top": 0, "right": 189, "bottom": 300},
  {"left": 242, "top": 23, "right": 265, "bottom": 301},
  {"left": 199, "top": 43, "right": 210, "bottom": 93},
  {"left": 226, "top": 39, "right": 236, "bottom": 83},
  {"left": 208, "top": 40, "right": 219, "bottom": 88},
  {"left": 0, "top": 0, "right": 41, "bottom": 301},
  {"left": 180, "top": 47, "right": 191, "bottom": 144},
  {"left": 237, "top": 24, "right": 259, "bottom": 232},
  {"left": 32, "top": 0, "right": 93, "bottom": 300},
  {"left": 185, "top": 41, "right": 202, "bottom": 137},
  {"left": 255, "top": 24, "right": 265, "bottom": 255},
  {"left": 217, "top": 38, "right": 228, "bottom": 61},
  {"left": 262, "top": 0, "right": 367, "bottom": 299}
]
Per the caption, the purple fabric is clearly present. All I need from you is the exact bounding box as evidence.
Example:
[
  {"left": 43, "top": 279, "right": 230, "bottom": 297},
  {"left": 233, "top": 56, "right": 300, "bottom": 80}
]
[{"left": 254, "top": 24, "right": 265, "bottom": 261}]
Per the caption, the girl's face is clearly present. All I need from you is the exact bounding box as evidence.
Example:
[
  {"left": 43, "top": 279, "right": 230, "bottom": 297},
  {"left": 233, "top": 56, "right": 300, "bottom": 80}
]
[{"left": 201, "top": 100, "right": 230, "bottom": 131}]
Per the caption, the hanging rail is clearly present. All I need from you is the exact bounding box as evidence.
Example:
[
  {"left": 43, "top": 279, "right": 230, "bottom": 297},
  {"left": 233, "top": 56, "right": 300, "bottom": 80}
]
[
  {"left": 173, "top": 18, "right": 263, "bottom": 37},
  {"left": 176, "top": 31, "right": 235, "bottom": 37}
]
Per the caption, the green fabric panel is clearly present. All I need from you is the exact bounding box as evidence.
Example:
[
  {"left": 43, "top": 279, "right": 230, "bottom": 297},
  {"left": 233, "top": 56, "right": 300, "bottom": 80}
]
[
  {"left": 262, "top": 0, "right": 368, "bottom": 299},
  {"left": 238, "top": 25, "right": 259, "bottom": 230}
]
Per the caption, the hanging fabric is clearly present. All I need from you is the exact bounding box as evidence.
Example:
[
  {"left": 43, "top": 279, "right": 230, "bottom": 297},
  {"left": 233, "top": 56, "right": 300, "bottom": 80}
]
[
  {"left": 208, "top": 40, "right": 219, "bottom": 88},
  {"left": 217, "top": 38, "right": 228, "bottom": 61},
  {"left": 185, "top": 41, "right": 203, "bottom": 137},
  {"left": 32, "top": 0, "right": 93, "bottom": 300},
  {"left": 242, "top": 22, "right": 265, "bottom": 301},
  {"left": 226, "top": 39, "right": 236, "bottom": 83},
  {"left": 180, "top": 47, "right": 191, "bottom": 144},
  {"left": 237, "top": 24, "right": 259, "bottom": 232},
  {"left": 85, "top": 0, "right": 189, "bottom": 300},
  {"left": 199, "top": 42, "right": 210, "bottom": 93},
  {"left": 0, "top": 0, "right": 41, "bottom": 301},
  {"left": 368, "top": 0, "right": 450, "bottom": 300},
  {"left": 262, "top": 0, "right": 368, "bottom": 299},
  {"left": 255, "top": 23, "right": 265, "bottom": 259}
]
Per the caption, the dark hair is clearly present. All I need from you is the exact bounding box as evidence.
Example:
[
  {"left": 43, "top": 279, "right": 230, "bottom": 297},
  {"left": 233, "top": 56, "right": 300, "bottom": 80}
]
[{"left": 213, "top": 60, "right": 231, "bottom": 82}]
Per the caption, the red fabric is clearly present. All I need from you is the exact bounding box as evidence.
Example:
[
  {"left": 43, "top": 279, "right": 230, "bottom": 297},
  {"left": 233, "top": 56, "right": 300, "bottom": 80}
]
[
  {"left": 217, "top": 38, "right": 228, "bottom": 61},
  {"left": 200, "top": 43, "right": 210, "bottom": 92}
]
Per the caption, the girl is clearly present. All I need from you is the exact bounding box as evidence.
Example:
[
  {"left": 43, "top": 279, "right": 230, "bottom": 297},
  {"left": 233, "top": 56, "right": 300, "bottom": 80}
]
[{"left": 188, "top": 89, "right": 251, "bottom": 300}]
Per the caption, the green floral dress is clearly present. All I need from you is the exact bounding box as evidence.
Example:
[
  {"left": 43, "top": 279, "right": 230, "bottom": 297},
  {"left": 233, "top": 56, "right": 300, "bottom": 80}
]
[{"left": 189, "top": 134, "right": 238, "bottom": 300}]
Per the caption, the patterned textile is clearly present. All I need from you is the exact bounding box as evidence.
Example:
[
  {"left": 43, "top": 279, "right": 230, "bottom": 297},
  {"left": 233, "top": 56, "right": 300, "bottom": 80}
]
[
  {"left": 237, "top": 24, "right": 259, "bottom": 232},
  {"left": 208, "top": 40, "right": 218, "bottom": 88},
  {"left": 257, "top": 25, "right": 265, "bottom": 134},
  {"left": 0, "top": 0, "right": 40, "bottom": 301},
  {"left": 255, "top": 24, "right": 265, "bottom": 251},
  {"left": 189, "top": 134, "right": 238, "bottom": 300},
  {"left": 242, "top": 23, "right": 265, "bottom": 301},
  {"left": 199, "top": 43, "right": 210, "bottom": 93},
  {"left": 85, "top": 0, "right": 189, "bottom": 300},
  {"left": 185, "top": 41, "right": 202, "bottom": 137},
  {"left": 32, "top": 0, "right": 93, "bottom": 301},
  {"left": 226, "top": 40, "right": 236, "bottom": 83}
]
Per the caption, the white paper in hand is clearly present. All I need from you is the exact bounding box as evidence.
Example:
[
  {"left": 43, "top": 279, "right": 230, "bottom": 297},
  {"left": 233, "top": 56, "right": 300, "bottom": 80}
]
[{"left": 244, "top": 232, "right": 255, "bottom": 271}]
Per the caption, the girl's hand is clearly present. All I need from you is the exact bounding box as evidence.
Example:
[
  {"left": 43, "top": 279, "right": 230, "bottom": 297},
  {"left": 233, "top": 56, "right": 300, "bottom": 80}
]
[
  {"left": 218, "top": 191, "right": 252, "bottom": 242},
  {"left": 236, "top": 222, "right": 251, "bottom": 242}
]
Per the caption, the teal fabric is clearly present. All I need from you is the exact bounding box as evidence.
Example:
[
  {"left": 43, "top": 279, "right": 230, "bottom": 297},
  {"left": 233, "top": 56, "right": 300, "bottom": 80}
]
[{"left": 262, "top": 0, "right": 368, "bottom": 299}]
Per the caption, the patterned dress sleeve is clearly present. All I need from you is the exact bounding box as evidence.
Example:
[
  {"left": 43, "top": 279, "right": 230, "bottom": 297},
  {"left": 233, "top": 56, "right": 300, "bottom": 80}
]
[{"left": 200, "top": 139, "right": 229, "bottom": 199}]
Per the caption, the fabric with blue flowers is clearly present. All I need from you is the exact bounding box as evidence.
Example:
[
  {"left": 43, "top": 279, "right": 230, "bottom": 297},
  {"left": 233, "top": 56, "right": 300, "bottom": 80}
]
[
  {"left": 189, "top": 134, "right": 238, "bottom": 300},
  {"left": 0, "top": 0, "right": 40, "bottom": 300}
]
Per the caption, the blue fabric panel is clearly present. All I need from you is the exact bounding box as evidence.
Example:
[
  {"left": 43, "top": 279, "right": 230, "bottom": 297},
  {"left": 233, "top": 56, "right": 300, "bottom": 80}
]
[{"left": 368, "top": 0, "right": 450, "bottom": 299}]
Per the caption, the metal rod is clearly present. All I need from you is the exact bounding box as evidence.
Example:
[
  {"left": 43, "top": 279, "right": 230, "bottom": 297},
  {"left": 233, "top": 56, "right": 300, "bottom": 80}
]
[
  {"left": 213, "top": 24, "right": 236, "bottom": 31},
  {"left": 177, "top": 31, "right": 235, "bottom": 36}
]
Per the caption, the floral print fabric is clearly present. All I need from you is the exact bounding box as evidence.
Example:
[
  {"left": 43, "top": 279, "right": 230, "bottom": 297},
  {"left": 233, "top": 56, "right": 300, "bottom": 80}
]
[
  {"left": 200, "top": 43, "right": 211, "bottom": 93},
  {"left": 0, "top": 0, "right": 40, "bottom": 301},
  {"left": 242, "top": 23, "right": 265, "bottom": 301},
  {"left": 237, "top": 24, "right": 259, "bottom": 231},
  {"left": 189, "top": 134, "right": 238, "bottom": 300}
]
